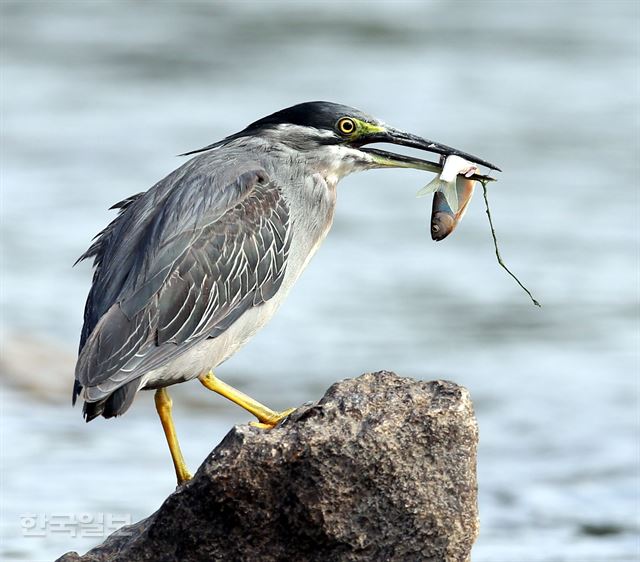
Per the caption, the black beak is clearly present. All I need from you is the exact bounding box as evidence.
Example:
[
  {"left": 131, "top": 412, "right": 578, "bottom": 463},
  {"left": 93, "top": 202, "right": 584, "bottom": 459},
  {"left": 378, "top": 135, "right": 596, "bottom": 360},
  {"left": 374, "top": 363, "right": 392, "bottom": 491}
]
[{"left": 358, "top": 127, "right": 501, "bottom": 174}]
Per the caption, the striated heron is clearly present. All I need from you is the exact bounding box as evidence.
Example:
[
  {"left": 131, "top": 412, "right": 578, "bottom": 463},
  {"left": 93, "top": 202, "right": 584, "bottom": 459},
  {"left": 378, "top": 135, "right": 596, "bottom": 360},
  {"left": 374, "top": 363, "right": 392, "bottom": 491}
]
[{"left": 73, "top": 101, "right": 500, "bottom": 484}]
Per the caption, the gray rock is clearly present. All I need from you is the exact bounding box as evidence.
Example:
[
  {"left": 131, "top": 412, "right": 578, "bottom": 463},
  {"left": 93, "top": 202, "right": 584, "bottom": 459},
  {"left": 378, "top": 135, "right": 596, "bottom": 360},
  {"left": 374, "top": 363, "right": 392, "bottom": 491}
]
[{"left": 56, "top": 371, "right": 479, "bottom": 562}]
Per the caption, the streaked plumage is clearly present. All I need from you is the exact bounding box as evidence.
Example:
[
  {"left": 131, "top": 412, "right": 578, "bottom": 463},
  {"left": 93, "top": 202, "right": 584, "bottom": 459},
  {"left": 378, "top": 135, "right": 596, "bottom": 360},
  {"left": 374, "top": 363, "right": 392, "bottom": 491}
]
[{"left": 74, "top": 134, "right": 336, "bottom": 419}]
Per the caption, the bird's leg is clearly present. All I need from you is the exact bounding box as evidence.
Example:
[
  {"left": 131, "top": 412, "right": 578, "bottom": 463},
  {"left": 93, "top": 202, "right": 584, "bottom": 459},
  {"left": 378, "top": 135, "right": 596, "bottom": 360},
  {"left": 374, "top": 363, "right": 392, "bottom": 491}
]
[
  {"left": 154, "top": 388, "right": 192, "bottom": 485},
  {"left": 198, "top": 371, "right": 295, "bottom": 428}
]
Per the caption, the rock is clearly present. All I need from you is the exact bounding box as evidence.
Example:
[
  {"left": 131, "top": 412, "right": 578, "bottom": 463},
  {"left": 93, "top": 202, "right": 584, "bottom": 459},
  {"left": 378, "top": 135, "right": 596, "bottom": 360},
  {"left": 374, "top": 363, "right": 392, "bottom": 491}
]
[{"left": 56, "top": 371, "right": 479, "bottom": 562}]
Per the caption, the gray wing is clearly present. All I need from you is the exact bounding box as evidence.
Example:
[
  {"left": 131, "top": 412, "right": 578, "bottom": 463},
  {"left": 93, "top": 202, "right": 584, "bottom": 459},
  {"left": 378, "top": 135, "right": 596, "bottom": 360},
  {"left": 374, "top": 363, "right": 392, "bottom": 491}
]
[{"left": 75, "top": 160, "right": 291, "bottom": 411}]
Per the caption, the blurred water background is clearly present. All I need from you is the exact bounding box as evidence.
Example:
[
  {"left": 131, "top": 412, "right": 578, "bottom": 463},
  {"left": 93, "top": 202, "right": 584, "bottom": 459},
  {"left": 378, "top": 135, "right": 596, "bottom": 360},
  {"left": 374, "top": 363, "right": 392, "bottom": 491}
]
[{"left": 1, "top": 1, "right": 638, "bottom": 561}]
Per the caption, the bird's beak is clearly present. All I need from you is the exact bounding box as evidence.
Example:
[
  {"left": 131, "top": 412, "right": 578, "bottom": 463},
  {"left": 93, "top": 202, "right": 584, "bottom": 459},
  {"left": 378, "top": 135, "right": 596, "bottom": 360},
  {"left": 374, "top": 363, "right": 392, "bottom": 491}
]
[{"left": 358, "top": 127, "right": 501, "bottom": 181}]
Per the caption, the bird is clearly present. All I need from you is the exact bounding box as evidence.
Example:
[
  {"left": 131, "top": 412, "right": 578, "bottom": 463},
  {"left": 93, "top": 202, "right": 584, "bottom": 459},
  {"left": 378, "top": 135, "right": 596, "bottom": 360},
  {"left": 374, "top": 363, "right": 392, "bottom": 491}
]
[{"left": 73, "top": 101, "right": 500, "bottom": 485}]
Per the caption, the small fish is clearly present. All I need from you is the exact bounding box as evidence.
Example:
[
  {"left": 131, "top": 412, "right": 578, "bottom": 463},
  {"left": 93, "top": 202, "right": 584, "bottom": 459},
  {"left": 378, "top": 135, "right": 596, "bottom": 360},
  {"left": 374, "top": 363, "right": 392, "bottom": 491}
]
[
  {"left": 417, "top": 153, "right": 540, "bottom": 305},
  {"left": 430, "top": 176, "right": 475, "bottom": 241},
  {"left": 417, "top": 155, "right": 479, "bottom": 241}
]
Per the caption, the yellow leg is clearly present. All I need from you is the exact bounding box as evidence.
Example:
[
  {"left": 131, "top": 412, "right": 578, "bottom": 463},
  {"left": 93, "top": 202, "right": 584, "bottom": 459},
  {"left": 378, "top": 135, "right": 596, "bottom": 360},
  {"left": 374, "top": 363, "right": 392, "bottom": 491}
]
[
  {"left": 154, "top": 388, "right": 192, "bottom": 485},
  {"left": 198, "top": 371, "right": 295, "bottom": 428}
]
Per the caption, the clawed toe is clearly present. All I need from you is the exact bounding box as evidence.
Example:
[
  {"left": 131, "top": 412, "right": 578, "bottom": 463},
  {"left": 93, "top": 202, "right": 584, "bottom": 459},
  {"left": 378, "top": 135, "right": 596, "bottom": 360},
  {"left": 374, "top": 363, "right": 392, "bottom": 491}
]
[{"left": 250, "top": 407, "right": 296, "bottom": 429}]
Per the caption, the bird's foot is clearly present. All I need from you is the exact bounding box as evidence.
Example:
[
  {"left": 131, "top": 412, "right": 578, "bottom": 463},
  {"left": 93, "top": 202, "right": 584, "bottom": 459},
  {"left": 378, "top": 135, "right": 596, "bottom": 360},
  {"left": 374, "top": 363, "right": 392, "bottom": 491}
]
[
  {"left": 249, "top": 407, "right": 296, "bottom": 429},
  {"left": 176, "top": 470, "right": 193, "bottom": 486},
  {"left": 173, "top": 463, "right": 193, "bottom": 487}
]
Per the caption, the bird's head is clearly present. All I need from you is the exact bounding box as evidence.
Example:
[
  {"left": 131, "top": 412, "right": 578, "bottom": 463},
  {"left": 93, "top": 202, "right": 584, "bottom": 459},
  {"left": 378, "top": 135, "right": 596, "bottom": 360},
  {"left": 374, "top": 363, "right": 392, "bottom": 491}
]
[{"left": 185, "top": 101, "right": 500, "bottom": 182}]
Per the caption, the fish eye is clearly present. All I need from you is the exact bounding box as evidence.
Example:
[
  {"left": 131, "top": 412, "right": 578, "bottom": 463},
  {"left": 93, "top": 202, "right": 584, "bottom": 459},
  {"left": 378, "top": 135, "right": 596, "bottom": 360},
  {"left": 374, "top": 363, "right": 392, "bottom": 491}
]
[{"left": 337, "top": 117, "right": 356, "bottom": 135}]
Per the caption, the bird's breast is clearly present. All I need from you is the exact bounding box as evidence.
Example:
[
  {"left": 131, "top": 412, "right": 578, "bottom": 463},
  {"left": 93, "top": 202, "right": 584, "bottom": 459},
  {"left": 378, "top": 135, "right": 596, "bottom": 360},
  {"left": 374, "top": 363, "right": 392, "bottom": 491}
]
[{"left": 281, "top": 172, "right": 336, "bottom": 286}]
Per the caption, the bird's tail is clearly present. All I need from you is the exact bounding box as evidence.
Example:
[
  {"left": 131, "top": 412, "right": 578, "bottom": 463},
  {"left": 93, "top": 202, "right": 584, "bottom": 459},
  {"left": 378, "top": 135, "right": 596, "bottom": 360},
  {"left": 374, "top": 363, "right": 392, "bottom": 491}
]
[{"left": 73, "top": 379, "right": 140, "bottom": 422}]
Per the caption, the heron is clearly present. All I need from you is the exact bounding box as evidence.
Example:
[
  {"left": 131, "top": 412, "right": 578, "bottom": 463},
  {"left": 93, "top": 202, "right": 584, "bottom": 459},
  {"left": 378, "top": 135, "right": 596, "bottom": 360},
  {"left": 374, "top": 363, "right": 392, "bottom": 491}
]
[{"left": 74, "top": 101, "right": 499, "bottom": 485}]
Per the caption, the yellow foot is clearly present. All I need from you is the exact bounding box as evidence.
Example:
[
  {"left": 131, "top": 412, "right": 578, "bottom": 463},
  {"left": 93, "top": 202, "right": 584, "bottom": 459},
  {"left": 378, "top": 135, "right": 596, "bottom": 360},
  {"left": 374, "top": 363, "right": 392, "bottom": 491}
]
[
  {"left": 249, "top": 407, "right": 296, "bottom": 429},
  {"left": 177, "top": 470, "right": 193, "bottom": 486}
]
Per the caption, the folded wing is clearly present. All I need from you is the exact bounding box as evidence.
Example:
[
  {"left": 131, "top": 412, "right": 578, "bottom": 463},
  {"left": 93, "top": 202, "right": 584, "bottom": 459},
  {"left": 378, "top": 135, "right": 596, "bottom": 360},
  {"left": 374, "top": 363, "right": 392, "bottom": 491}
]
[{"left": 74, "top": 160, "right": 291, "bottom": 419}]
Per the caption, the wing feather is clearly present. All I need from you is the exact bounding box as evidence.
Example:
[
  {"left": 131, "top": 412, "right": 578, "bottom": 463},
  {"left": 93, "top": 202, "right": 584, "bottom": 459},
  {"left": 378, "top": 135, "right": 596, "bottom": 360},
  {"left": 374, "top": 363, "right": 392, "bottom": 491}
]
[{"left": 75, "top": 160, "right": 291, "bottom": 408}]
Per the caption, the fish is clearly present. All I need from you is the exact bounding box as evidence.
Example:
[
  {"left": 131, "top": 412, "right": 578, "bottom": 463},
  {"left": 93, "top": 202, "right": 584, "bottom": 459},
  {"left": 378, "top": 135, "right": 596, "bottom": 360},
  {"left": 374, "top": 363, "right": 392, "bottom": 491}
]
[
  {"left": 416, "top": 152, "right": 540, "bottom": 304},
  {"left": 417, "top": 155, "right": 488, "bottom": 241},
  {"left": 430, "top": 176, "right": 475, "bottom": 241}
]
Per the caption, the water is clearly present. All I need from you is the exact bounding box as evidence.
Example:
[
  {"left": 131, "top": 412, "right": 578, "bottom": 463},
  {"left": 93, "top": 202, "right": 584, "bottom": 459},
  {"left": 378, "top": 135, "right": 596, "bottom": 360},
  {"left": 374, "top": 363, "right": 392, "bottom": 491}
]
[{"left": 1, "top": 1, "right": 638, "bottom": 560}]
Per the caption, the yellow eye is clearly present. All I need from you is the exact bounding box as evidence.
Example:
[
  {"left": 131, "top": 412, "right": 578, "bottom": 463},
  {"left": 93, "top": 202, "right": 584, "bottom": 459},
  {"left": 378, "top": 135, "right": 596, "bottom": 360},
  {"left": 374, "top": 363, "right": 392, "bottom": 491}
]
[{"left": 337, "top": 117, "right": 356, "bottom": 135}]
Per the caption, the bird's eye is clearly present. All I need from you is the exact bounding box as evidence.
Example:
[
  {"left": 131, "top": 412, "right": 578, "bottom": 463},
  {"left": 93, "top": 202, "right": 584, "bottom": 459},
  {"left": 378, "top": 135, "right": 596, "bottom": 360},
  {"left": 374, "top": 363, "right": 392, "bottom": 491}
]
[{"left": 337, "top": 118, "right": 356, "bottom": 135}]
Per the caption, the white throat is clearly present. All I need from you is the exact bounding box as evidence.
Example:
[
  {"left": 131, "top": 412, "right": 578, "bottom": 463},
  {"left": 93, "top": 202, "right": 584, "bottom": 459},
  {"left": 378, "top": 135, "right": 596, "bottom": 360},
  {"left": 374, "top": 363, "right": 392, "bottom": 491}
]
[{"left": 315, "top": 145, "right": 373, "bottom": 187}]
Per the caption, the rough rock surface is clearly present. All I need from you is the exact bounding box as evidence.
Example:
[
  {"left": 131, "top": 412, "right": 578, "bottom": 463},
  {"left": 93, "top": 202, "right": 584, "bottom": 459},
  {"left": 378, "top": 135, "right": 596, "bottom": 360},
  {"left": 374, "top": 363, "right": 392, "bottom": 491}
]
[{"left": 57, "top": 371, "right": 479, "bottom": 562}]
